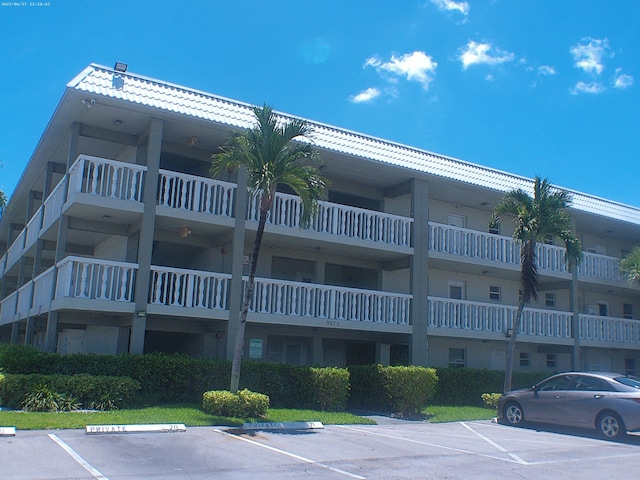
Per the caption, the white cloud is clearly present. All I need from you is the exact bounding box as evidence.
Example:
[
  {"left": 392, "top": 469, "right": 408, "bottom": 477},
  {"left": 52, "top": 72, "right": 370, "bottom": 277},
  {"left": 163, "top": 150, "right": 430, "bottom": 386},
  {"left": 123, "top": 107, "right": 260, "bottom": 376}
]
[
  {"left": 365, "top": 51, "right": 438, "bottom": 90},
  {"left": 349, "top": 87, "right": 381, "bottom": 104},
  {"left": 570, "top": 38, "right": 611, "bottom": 75},
  {"left": 537, "top": 65, "right": 556, "bottom": 76},
  {"left": 614, "top": 68, "right": 633, "bottom": 89},
  {"left": 430, "top": 0, "right": 469, "bottom": 15},
  {"left": 570, "top": 81, "right": 605, "bottom": 95},
  {"left": 459, "top": 41, "right": 515, "bottom": 69}
]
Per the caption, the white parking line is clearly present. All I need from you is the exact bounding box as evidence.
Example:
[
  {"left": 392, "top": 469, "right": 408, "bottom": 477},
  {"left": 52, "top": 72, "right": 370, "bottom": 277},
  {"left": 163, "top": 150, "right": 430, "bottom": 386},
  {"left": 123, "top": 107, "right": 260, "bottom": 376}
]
[
  {"left": 213, "top": 428, "right": 366, "bottom": 479},
  {"left": 459, "top": 422, "right": 529, "bottom": 465},
  {"left": 337, "top": 425, "right": 527, "bottom": 465},
  {"left": 48, "top": 434, "right": 109, "bottom": 480}
]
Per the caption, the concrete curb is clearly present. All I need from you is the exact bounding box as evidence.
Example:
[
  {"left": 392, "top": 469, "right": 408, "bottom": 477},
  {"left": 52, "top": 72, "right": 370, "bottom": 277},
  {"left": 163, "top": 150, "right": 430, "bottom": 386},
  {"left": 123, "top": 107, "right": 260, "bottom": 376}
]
[
  {"left": 242, "top": 421, "right": 324, "bottom": 431},
  {"left": 86, "top": 423, "right": 186, "bottom": 434},
  {"left": 0, "top": 426, "right": 16, "bottom": 437}
]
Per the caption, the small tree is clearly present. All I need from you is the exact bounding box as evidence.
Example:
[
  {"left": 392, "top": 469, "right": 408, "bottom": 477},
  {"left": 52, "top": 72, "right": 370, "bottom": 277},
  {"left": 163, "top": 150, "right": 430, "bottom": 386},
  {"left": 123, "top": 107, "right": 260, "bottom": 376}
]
[
  {"left": 620, "top": 246, "right": 640, "bottom": 284},
  {"left": 211, "top": 105, "right": 327, "bottom": 393},
  {"left": 491, "top": 177, "right": 582, "bottom": 393}
]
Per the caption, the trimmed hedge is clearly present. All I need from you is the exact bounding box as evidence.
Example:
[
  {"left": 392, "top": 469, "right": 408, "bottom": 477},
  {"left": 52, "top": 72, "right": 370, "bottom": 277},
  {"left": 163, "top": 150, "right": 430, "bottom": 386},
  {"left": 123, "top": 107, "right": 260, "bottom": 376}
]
[
  {"left": 0, "top": 373, "right": 140, "bottom": 410},
  {"left": 202, "top": 389, "right": 269, "bottom": 418},
  {"left": 348, "top": 365, "right": 438, "bottom": 416},
  {"left": 0, "top": 346, "right": 350, "bottom": 409},
  {"left": 432, "top": 368, "right": 550, "bottom": 406}
]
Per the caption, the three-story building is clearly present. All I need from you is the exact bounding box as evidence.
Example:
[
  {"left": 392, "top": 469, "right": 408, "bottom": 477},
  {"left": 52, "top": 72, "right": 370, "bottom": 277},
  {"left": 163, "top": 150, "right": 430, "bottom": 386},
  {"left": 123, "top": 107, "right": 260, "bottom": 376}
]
[{"left": 1, "top": 64, "right": 638, "bottom": 374}]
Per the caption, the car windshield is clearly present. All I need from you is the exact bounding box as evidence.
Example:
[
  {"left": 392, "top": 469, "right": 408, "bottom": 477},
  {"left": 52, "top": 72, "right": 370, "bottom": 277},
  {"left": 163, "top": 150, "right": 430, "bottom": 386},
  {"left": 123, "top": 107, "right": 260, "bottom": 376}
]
[{"left": 614, "top": 376, "right": 640, "bottom": 389}]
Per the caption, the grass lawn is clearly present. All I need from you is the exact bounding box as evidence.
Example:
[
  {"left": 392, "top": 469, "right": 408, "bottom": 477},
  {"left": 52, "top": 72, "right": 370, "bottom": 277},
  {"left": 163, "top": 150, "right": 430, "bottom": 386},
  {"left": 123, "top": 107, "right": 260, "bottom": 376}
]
[{"left": 0, "top": 405, "right": 495, "bottom": 430}]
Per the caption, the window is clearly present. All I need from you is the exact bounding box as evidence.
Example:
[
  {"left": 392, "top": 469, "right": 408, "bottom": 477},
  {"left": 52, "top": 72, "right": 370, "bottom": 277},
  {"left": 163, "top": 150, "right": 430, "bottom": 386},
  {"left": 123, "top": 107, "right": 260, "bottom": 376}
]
[
  {"left": 448, "top": 214, "right": 466, "bottom": 228},
  {"left": 537, "top": 374, "right": 572, "bottom": 391},
  {"left": 598, "top": 302, "right": 609, "bottom": 317},
  {"left": 448, "top": 281, "right": 465, "bottom": 300},
  {"left": 544, "top": 234, "right": 554, "bottom": 245},
  {"left": 623, "top": 303, "right": 633, "bottom": 320},
  {"left": 546, "top": 353, "right": 557, "bottom": 369},
  {"left": 545, "top": 293, "right": 556, "bottom": 308},
  {"left": 489, "top": 222, "right": 500, "bottom": 235},
  {"left": 625, "top": 358, "right": 636, "bottom": 376},
  {"left": 448, "top": 348, "right": 465, "bottom": 368},
  {"left": 489, "top": 285, "right": 501, "bottom": 301},
  {"left": 519, "top": 352, "right": 530, "bottom": 368}
]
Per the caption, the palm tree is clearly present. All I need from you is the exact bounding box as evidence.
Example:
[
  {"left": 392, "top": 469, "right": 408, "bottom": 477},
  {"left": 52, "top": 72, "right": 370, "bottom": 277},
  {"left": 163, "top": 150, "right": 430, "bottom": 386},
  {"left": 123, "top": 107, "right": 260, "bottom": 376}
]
[
  {"left": 0, "top": 189, "right": 6, "bottom": 213},
  {"left": 491, "top": 177, "right": 582, "bottom": 392},
  {"left": 620, "top": 246, "right": 640, "bottom": 284},
  {"left": 211, "top": 104, "right": 327, "bottom": 393}
]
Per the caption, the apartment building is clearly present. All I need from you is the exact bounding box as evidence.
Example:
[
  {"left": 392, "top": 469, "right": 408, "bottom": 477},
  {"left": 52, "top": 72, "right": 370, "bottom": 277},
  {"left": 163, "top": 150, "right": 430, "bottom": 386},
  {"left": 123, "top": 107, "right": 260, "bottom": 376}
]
[{"left": 1, "top": 64, "right": 639, "bottom": 374}]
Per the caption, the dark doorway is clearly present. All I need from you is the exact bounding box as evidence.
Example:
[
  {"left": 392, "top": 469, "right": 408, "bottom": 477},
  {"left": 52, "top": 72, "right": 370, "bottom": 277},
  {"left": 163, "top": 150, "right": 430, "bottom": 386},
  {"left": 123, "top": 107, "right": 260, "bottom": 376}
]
[{"left": 346, "top": 342, "right": 376, "bottom": 366}]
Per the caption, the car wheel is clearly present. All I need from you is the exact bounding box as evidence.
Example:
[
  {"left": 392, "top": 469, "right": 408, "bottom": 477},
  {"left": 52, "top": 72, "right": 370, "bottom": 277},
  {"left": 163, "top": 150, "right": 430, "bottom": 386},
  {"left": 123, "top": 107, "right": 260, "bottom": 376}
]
[
  {"left": 597, "top": 411, "right": 625, "bottom": 440},
  {"left": 503, "top": 401, "right": 524, "bottom": 426}
]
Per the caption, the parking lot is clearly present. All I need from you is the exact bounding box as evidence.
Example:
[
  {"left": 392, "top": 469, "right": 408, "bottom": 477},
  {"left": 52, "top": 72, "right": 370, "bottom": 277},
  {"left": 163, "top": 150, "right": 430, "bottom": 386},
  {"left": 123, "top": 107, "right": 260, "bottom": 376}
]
[{"left": 2, "top": 419, "right": 640, "bottom": 479}]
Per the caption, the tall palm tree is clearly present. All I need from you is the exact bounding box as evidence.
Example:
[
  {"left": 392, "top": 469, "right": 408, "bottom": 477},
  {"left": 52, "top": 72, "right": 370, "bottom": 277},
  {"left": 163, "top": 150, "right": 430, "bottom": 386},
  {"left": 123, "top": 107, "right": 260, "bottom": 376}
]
[
  {"left": 491, "top": 176, "right": 582, "bottom": 392},
  {"left": 211, "top": 104, "right": 327, "bottom": 393},
  {"left": 620, "top": 246, "right": 640, "bottom": 284}
]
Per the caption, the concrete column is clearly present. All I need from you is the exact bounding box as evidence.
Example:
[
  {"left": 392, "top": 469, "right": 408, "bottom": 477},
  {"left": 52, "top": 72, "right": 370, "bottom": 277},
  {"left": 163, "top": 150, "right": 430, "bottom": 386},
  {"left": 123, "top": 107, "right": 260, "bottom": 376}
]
[
  {"left": 570, "top": 269, "right": 580, "bottom": 369},
  {"left": 43, "top": 123, "right": 80, "bottom": 352},
  {"left": 226, "top": 167, "right": 248, "bottom": 360},
  {"left": 410, "top": 178, "right": 430, "bottom": 366},
  {"left": 378, "top": 343, "right": 391, "bottom": 366},
  {"left": 130, "top": 118, "right": 163, "bottom": 354},
  {"left": 312, "top": 334, "right": 323, "bottom": 366}
]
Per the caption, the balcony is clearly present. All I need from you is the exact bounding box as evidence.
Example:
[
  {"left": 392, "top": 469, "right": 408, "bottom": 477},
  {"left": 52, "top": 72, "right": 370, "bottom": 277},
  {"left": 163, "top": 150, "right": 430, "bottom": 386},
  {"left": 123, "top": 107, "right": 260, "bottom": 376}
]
[
  {"left": 428, "top": 296, "right": 572, "bottom": 343},
  {"left": 579, "top": 314, "right": 640, "bottom": 346},
  {"left": 249, "top": 192, "right": 413, "bottom": 248}
]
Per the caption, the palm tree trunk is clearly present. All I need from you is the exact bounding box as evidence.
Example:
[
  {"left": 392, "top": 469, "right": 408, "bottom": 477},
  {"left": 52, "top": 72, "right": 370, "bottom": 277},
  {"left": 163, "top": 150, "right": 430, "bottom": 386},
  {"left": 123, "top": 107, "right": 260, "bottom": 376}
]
[
  {"left": 504, "top": 300, "right": 525, "bottom": 393},
  {"left": 230, "top": 207, "right": 269, "bottom": 393}
]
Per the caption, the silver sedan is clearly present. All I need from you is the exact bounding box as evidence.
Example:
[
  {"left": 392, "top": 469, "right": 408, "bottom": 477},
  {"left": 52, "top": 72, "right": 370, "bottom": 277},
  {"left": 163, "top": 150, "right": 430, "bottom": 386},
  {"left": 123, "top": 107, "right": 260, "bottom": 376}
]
[{"left": 498, "top": 372, "right": 640, "bottom": 440}]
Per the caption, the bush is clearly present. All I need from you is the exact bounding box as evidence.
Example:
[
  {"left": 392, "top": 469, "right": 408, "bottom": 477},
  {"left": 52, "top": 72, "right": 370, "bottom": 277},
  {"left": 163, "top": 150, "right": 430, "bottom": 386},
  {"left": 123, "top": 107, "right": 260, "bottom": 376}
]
[
  {"left": 0, "top": 373, "right": 140, "bottom": 410},
  {"left": 21, "top": 384, "right": 80, "bottom": 412},
  {"left": 382, "top": 366, "right": 438, "bottom": 417},
  {"left": 481, "top": 393, "right": 502, "bottom": 409},
  {"left": 202, "top": 389, "right": 269, "bottom": 418},
  {"left": 311, "top": 367, "right": 349, "bottom": 411},
  {"left": 348, "top": 365, "right": 438, "bottom": 417}
]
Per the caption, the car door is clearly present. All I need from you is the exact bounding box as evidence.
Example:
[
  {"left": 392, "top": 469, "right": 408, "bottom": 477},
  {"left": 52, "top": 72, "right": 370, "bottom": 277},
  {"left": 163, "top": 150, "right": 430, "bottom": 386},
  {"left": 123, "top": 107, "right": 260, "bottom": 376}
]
[
  {"left": 552, "top": 375, "right": 612, "bottom": 428},
  {"left": 523, "top": 374, "right": 574, "bottom": 424}
]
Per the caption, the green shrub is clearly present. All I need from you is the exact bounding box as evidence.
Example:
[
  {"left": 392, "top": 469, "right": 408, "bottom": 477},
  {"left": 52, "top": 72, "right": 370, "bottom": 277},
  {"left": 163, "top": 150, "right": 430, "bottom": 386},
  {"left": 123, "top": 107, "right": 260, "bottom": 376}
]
[
  {"left": 347, "top": 364, "right": 387, "bottom": 410},
  {"left": 311, "top": 367, "right": 349, "bottom": 411},
  {"left": 0, "top": 373, "right": 140, "bottom": 410},
  {"left": 21, "top": 384, "right": 80, "bottom": 412},
  {"left": 202, "top": 389, "right": 269, "bottom": 418},
  {"left": 382, "top": 366, "right": 438, "bottom": 417},
  {"left": 481, "top": 393, "right": 502, "bottom": 409}
]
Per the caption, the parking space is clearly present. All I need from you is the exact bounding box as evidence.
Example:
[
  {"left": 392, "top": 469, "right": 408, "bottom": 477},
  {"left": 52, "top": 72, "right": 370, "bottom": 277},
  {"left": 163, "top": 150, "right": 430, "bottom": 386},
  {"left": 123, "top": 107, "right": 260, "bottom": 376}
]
[{"left": 2, "top": 420, "right": 640, "bottom": 479}]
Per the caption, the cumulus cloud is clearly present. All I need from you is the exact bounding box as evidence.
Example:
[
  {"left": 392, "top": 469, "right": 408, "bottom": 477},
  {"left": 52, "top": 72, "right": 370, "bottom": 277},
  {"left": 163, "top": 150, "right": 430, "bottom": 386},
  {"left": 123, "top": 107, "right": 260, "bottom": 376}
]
[
  {"left": 537, "top": 65, "right": 556, "bottom": 76},
  {"left": 365, "top": 51, "right": 438, "bottom": 90},
  {"left": 570, "top": 38, "right": 611, "bottom": 75},
  {"left": 430, "top": 0, "right": 469, "bottom": 15},
  {"left": 459, "top": 41, "right": 515, "bottom": 69},
  {"left": 570, "top": 81, "right": 605, "bottom": 95},
  {"left": 349, "top": 87, "right": 381, "bottom": 104},
  {"left": 614, "top": 68, "right": 633, "bottom": 89}
]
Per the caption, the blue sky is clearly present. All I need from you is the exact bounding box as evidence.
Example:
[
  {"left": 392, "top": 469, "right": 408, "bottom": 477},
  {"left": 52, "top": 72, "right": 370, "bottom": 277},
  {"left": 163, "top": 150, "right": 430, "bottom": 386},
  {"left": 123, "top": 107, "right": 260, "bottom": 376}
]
[{"left": 1, "top": 0, "right": 638, "bottom": 208}]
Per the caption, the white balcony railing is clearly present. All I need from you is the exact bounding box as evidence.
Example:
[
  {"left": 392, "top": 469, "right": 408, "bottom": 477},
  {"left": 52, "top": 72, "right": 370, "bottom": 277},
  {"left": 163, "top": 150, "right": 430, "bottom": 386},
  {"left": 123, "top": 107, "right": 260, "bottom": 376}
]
[
  {"left": 428, "top": 296, "right": 572, "bottom": 339},
  {"left": 55, "top": 256, "right": 137, "bottom": 302},
  {"left": 24, "top": 208, "right": 43, "bottom": 251},
  {"left": 0, "top": 291, "right": 17, "bottom": 325},
  {"left": 249, "top": 277, "right": 411, "bottom": 325},
  {"left": 429, "top": 222, "right": 570, "bottom": 274},
  {"left": 248, "top": 191, "right": 413, "bottom": 247},
  {"left": 149, "top": 266, "right": 231, "bottom": 310},
  {"left": 32, "top": 266, "right": 56, "bottom": 311},
  {"left": 16, "top": 282, "right": 33, "bottom": 319},
  {"left": 68, "top": 155, "right": 146, "bottom": 202},
  {"left": 158, "top": 170, "right": 235, "bottom": 217},
  {"left": 42, "top": 177, "right": 67, "bottom": 232},
  {"left": 5, "top": 229, "right": 25, "bottom": 272},
  {"left": 578, "top": 252, "right": 625, "bottom": 283},
  {"left": 579, "top": 314, "right": 640, "bottom": 344}
]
